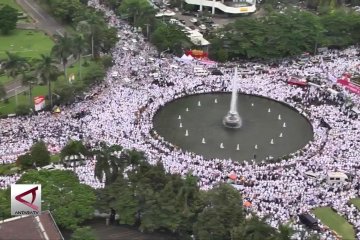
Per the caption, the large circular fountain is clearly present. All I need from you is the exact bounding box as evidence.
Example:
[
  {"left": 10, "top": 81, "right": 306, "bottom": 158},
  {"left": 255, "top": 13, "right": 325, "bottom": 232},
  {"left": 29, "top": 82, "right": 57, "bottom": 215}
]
[{"left": 153, "top": 92, "right": 313, "bottom": 162}]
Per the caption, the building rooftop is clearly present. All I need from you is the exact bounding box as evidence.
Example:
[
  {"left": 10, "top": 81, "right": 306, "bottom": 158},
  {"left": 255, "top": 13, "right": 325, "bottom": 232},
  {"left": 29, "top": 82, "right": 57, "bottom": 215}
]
[{"left": 0, "top": 211, "right": 64, "bottom": 240}]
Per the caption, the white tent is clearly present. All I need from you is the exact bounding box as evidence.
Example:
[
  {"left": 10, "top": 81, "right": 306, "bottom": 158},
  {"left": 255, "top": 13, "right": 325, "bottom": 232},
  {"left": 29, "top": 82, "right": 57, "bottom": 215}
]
[
  {"left": 186, "top": 55, "right": 194, "bottom": 60},
  {"left": 180, "top": 54, "right": 188, "bottom": 60}
]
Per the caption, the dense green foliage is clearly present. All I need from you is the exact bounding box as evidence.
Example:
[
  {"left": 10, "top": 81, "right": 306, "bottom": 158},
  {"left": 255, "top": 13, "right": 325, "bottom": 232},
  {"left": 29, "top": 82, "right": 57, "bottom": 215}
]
[
  {"left": 0, "top": 188, "right": 11, "bottom": 220},
  {"left": 40, "top": 0, "right": 118, "bottom": 58},
  {"left": 0, "top": 170, "right": 96, "bottom": 230},
  {"left": 16, "top": 141, "right": 50, "bottom": 169},
  {"left": 96, "top": 157, "right": 291, "bottom": 240},
  {"left": 30, "top": 141, "right": 51, "bottom": 167},
  {"left": 18, "top": 170, "right": 96, "bottom": 230},
  {"left": 71, "top": 226, "right": 97, "bottom": 240},
  {"left": 0, "top": 83, "right": 6, "bottom": 100},
  {"left": 210, "top": 9, "right": 360, "bottom": 61},
  {"left": 0, "top": 5, "right": 18, "bottom": 35},
  {"left": 118, "top": 0, "right": 156, "bottom": 26},
  {"left": 102, "top": 0, "right": 191, "bottom": 55},
  {"left": 60, "top": 140, "right": 89, "bottom": 160},
  {"left": 151, "top": 22, "right": 190, "bottom": 54}
]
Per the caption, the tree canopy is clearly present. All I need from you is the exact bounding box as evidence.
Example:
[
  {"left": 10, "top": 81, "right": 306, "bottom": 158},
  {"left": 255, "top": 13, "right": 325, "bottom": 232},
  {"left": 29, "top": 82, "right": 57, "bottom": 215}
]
[
  {"left": 17, "top": 170, "right": 96, "bottom": 230},
  {"left": 96, "top": 159, "right": 289, "bottom": 239},
  {"left": 0, "top": 5, "right": 18, "bottom": 35},
  {"left": 209, "top": 9, "right": 360, "bottom": 61}
]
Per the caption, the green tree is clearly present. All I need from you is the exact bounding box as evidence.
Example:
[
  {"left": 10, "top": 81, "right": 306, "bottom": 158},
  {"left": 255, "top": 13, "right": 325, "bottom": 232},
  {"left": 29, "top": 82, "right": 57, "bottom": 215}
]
[
  {"left": 276, "top": 224, "right": 296, "bottom": 240},
  {"left": 21, "top": 71, "right": 37, "bottom": 107},
  {"left": 93, "top": 142, "right": 123, "bottom": 185},
  {"left": 72, "top": 34, "right": 88, "bottom": 80},
  {"left": 211, "top": 10, "right": 325, "bottom": 60},
  {"left": 118, "top": 0, "right": 156, "bottom": 27},
  {"left": 53, "top": 80, "right": 82, "bottom": 105},
  {"left": 15, "top": 104, "right": 30, "bottom": 116},
  {"left": 77, "top": 13, "right": 103, "bottom": 58},
  {"left": 193, "top": 183, "right": 244, "bottom": 240},
  {"left": 30, "top": 141, "right": 50, "bottom": 167},
  {"left": 83, "top": 64, "right": 105, "bottom": 86},
  {"left": 0, "top": 83, "right": 6, "bottom": 100},
  {"left": 36, "top": 54, "right": 59, "bottom": 108},
  {"left": 60, "top": 140, "right": 88, "bottom": 170},
  {"left": 0, "top": 5, "right": 18, "bottom": 35},
  {"left": 50, "top": 0, "right": 83, "bottom": 23},
  {"left": 16, "top": 153, "right": 33, "bottom": 170},
  {"left": 232, "top": 216, "right": 277, "bottom": 240},
  {"left": 2, "top": 52, "right": 29, "bottom": 79},
  {"left": 71, "top": 226, "right": 97, "bottom": 240},
  {"left": 111, "top": 176, "right": 138, "bottom": 225},
  {"left": 320, "top": 10, "right": 360, "bottom": 47},
  {"left": 141, "top": 177, "right": 182, "bottom": 232},
  {"left": 150, "top": 23, "right": 190, "bottom": 55},
  {"left": 18, "top": 170, "right": 96, "bottom": 230},
  {"left": 76, "top": 11, "right": 118, "bottom": 58},
  {"left": 0, "top": 189, "right": 11, "bottom": 220},
  {"left": 51, "top": 33, "right": 73, "bottom": 79}
]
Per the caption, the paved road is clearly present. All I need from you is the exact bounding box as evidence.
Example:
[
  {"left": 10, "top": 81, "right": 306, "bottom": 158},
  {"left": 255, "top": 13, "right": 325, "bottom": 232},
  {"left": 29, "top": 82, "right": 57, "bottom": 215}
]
[
  {"left": 2, "top": 0, "right": 68, "bottom": 100},
  {"left": 86, "top": 219, "right": 177, "bottom": 240},
  {"left": 16, "top": 0, "right": 65, "bottom": 37}
]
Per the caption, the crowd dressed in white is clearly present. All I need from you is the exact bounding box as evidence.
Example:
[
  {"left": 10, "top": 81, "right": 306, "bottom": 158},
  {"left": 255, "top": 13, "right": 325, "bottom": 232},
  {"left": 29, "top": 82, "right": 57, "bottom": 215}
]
[{"left": 1, "top": 0, "right": 360, "bottom": 238}]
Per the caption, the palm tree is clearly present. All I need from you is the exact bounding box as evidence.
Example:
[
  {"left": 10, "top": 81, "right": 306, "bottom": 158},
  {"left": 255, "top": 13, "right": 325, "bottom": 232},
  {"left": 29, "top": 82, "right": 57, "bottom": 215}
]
[
  {"left": 2, "top": 51, "right": 29, "bottom": 79},
  {"left": 177, "top": 174, "right": 198, "bottom": 210},
  {"left": 51, "top": 33, "right": 73, "bottom": 79},
  {"left": 121, "top": 149, "right": 145, "bottom": 166},
  {"left": 36, "top": 54, "right": 59, "bottom": 108},
  {"left": 93, "top": 142, "right": 123, "bottom": 185},
  {"left": 60, "top": 140, "right": 89, "bottom": 171},
  {"left": 77, "top": 13, "right": 103, "bottom": 59},
  {"left": 21, "top": 71, "right": 37, "bottom": 107},
  {"left": 72, "top": 34, "right": 88, "bottom": 81},
  {"left": 0, "top": 83, "right": 6, "bottom": 101}
]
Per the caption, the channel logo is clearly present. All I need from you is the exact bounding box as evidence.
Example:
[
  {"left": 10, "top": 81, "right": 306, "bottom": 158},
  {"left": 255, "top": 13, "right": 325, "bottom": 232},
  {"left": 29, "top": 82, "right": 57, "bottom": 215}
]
[{"left": 11, "top": 184, "right": 41, "bottom": 215}]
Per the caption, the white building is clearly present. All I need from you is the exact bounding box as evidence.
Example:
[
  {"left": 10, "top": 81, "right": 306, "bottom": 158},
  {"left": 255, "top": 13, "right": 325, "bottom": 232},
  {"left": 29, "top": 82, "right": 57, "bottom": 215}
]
[{"left": 185, "top": 0, "right": 256, "bottom": 14}]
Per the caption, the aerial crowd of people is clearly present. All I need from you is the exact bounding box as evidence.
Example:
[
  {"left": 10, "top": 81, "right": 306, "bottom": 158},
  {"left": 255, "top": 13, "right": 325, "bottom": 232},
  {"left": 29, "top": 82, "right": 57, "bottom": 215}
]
[{"left": 1, "top": 0, "right": 360, "bottom": 238}]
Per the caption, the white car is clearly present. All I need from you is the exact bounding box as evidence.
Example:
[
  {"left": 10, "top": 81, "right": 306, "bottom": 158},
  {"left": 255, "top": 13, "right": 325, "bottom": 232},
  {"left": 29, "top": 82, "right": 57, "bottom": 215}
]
[
  {"left": 163, "top": 10, "right": 175, "bottom": 16},
  {"left": 190, "top": 18, "right": 198, "bottom": 23},
  {"left": 155, "top": 12, "right": 164, "bottom": 17},
  {"left": 199, "top": 24, "right": 206, "bottom": 30}
]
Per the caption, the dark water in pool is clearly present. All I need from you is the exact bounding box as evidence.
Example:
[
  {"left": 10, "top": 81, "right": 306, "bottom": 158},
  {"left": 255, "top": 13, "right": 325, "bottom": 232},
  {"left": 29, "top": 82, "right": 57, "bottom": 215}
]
[{"left": 153, "top": 93, "right": 313, "bottom": 162}]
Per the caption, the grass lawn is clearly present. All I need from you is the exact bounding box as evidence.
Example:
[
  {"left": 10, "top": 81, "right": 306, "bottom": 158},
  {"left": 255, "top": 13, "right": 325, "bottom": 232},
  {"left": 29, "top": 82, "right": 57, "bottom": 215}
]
[
  {"left": 0, "top": 0, "right": 24, "bottom": 11},
  {"left": 350, "top": 198, "right": 360, "bottom": 210},
  {"left": 0, "top": 29, "right": 54, "bottom": 60},
  {"left": 313, "top": 207, "right": 355, "bottom": 240},
  {"left": 50, "top": 154, "right": 61, "bottom": 163},
  {"left": 0, "top": 57, "right": 96, "bottom": 115},
  {"left": 0, "top": 163, "right": 19, "bottom": 175}
]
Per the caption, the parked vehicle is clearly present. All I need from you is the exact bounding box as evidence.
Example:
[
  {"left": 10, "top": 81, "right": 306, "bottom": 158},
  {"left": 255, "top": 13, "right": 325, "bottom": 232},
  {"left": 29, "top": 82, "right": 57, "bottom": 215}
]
[
  {"left": 199, "top": 24, "right": 207, "bottom": 30},
  {"left": 298, "top": 214, "right": 319, "bottom": 230},
  {"left": 182, "top": 11, "right": 192, "bottom": 16}
]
